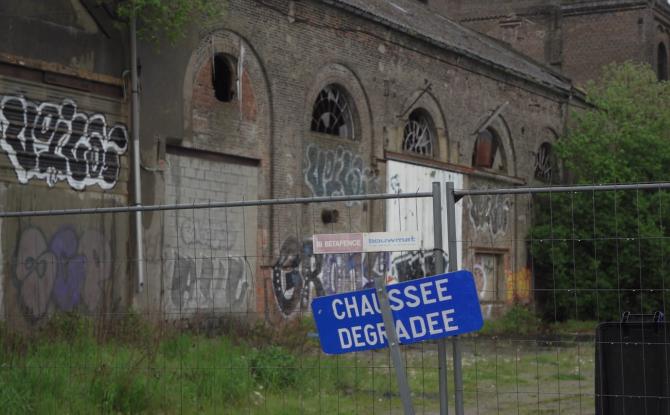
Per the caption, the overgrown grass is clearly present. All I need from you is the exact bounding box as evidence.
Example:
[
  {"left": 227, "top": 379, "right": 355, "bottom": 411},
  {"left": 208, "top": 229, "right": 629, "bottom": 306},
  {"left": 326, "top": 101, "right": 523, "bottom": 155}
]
[
  {"left": 0, "top": 312, "right": 596, "bottom": 414},
  {"left": 480, "top": 305, "right": 543, "bottom": 337},
  {"left": 479, "top": 305, "right": 598, "bottom": 338}
]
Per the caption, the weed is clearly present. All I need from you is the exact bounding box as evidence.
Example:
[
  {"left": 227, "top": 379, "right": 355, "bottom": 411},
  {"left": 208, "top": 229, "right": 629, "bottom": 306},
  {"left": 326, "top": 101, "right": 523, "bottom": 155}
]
[
  {"left": 0, "top": 312, "right": 597, "bottom": 414},
  {"left": 549, "top": 319, "right": 597, "bottom": 335},
  {"left": 480, "top": 305, "right": 543, "bottom": 337},
  {"left": 249, "top": 345, "right": 300, "bottom": 389},
  {"left": 39, "top": 312, "right": 94, "bottom": 343}
]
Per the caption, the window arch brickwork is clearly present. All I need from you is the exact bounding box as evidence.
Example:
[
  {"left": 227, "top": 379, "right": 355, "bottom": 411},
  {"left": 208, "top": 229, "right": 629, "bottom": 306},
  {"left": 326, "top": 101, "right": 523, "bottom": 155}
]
[
  {"left": 473, "top": 128, "right": 507, "bottom": 173},
  {"left": 402, "top": 109, "right": 435, "bottom": 157},
  {"left": 534, "top": 142, "right": 558, "bottom": 182},
  {"left": 310, "top": 84, "right": 356, "bottom": 139},
  {"left": 212, "top": 53, "right": 236, "bottom": 102}
]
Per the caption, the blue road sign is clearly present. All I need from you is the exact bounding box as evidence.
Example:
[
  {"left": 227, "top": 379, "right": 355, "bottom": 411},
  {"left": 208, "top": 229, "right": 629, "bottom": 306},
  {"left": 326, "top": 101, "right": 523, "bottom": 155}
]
[{"left": 311, "top": 270, "right": 484, "bottom": 354}]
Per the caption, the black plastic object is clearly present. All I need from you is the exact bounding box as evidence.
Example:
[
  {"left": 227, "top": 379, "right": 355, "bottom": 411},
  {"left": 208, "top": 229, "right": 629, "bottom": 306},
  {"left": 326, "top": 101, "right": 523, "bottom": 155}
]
[{"left": 595, "top": 312, "right": 670, "bottom": 414}]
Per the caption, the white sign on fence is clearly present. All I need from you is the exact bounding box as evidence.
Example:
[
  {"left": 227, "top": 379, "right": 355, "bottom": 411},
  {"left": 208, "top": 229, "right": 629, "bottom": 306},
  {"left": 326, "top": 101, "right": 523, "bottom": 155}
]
[
  {"left": 363, "top": 232, "right": 420, "bottom": 252},
  {"left": 313, "top": 233, "right": 364, "bottom": 254},
  {"left": 313, "top": 232, "right": 420, "bottom": 254}
]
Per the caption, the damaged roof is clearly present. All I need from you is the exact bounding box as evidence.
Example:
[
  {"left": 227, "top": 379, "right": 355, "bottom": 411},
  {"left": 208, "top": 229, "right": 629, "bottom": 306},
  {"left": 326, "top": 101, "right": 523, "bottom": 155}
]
[{"left": 319, "top": 0, "right": 574, "bottom": 94}]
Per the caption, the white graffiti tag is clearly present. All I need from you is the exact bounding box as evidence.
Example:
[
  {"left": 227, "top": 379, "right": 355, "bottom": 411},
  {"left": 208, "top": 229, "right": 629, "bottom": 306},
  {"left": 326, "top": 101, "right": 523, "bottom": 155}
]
[
  {"left": 304, "top": 144, "right": 378, "bottom": 203},
  {"left": 0, "top": 95, "right": 128, "bottom": 190}
]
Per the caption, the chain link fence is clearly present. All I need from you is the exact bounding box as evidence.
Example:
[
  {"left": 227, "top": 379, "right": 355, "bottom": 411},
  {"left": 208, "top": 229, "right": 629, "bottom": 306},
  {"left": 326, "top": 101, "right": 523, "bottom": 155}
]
[{"left": 1, "top": 182, "right": 669, "bottom": 414}]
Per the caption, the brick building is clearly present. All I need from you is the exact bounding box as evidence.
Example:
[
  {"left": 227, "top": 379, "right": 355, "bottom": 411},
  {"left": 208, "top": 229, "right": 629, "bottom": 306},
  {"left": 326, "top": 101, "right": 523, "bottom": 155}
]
[
  {"left": 0, "top": 0, "right": 584, "bottom": 328},
  {"left": 433, "top": 0, "right": 670, "bottom": 85}
]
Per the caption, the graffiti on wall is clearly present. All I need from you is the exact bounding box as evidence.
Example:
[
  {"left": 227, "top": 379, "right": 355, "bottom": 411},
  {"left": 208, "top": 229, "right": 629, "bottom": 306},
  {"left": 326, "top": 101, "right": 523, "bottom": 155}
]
[
  {"left": 505, "top": 268, "right": 531, "bottom": 304},
  {"left": 468, "top": 193, "right": 511, "bottom": 238},
  {"left": 473, "top": 253, "right": 501, "bottom": 304},
  {"left": 167, "top": 218, "right": 251, "bottom": 312},
  {"left": 170, "top": 256, "right": 250, "bottom": 312},
  {"left": 473, "top": 253, "right": 500, "bottom": 318},
  {"left": 13, "top": 226, "right": 112, "bottom": 322},
  {"left": 390, "top": 250, "right": 448, "bottom": 282},
  {"left": 272, "top": 237, "right": 325, "bottom": 316},
  {"left": 271, "top": 237, "right": 448, "bottom": 316},
  {"left": 304, "top": 144, "right": 378, "bottom": 203},
  {"left": 0, "top": 95, "right": 128, "bottom": 189}
]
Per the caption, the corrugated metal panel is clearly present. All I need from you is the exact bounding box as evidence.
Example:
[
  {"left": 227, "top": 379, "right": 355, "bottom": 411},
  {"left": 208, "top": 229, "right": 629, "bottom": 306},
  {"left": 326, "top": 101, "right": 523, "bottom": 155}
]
[{"left": 0, "top": 75, "right": 129, "bottom": 197}]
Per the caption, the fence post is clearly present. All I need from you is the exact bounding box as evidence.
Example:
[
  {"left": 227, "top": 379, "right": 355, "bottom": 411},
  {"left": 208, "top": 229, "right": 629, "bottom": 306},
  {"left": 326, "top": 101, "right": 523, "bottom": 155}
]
[
  {"left": 433, "top": 182, "right": 449, "bottom": 415},
  {"left": 372, "top": 255, "right": 415, "bottom": 414},
  {"left": 446, "top": 181, "right": 465, "bottom": 415}
]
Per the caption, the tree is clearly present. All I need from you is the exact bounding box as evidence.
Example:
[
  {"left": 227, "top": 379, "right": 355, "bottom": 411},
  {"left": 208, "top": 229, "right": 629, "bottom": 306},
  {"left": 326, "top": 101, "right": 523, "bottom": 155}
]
[
  {"left": 114, "top": 0, "right": 223, "bottom": 44},
  {"left": 530, "top": 62, "right": 670, "bottom": 321}
]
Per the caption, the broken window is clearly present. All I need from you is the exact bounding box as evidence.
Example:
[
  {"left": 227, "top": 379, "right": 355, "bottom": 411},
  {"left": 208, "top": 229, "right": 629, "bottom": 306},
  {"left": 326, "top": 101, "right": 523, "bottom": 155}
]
[
  {"left": 310, "top": 84, "right": 355, "bottom": 139},
  {"left": 473, "top": 253, "right": 505, "bottom": 303},
  {"left": 473, "top": 128, "right": 506, "bottom": 172},
  {"left": 658, "top": 43, "right": 668, "bottom": 81},
  {"left": 402, "top": 109, "right": 435, "bottom": 157},
  {"left": 212, "top": 53, "right": 236, "bottom": 102},
  {"left": 534, "top": 142, "right": 557, "bottom": 182}
]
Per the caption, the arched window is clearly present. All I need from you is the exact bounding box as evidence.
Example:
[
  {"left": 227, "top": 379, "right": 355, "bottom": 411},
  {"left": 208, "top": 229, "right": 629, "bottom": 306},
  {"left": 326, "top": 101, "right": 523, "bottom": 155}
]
[
  {"left": 472, "top": 128, "right": 507, "bottom": 172},
  {"left": 658, "top": 43, "right": 668, "bottom": 81},
  {"left": 534, "top": 142, "right": 557, "bottom": 182},
  {"left": 402, "top": 109, "right": 435, "bottom": 157},
  {"left": 310, "top": 84, "right": 355, "bottom": 139},
  {"left": 212, "top": 53, "right": 236, "bottom": 102}
]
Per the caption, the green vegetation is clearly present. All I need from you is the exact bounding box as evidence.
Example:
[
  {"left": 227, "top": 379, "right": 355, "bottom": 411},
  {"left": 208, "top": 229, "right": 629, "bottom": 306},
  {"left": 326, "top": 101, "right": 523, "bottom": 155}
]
[
  {"left": 0, "top": 313, "right": 595, "bottom": 414},
  {"left": 530, "top": 62, "right": 670, "bottom": 321},
  {"left": 114, "top": 0, "right": 224, "bottom": 43},
  {"left": 479, "top": 305, "right": 598, "bottom": 337},
  {"left": 480, "top": 305, "right": 543, "bottom": 337}
]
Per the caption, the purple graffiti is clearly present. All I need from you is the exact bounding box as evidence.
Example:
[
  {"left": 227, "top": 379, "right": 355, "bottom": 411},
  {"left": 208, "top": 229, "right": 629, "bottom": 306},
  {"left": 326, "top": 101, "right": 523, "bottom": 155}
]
[
  {"left": 0, "top": 95, "right": 128, "bottom": 189},
  {"left": 13, "top": 225, "right": 112, "bottom": 321},
  {"left": 50, "top": 227, "right": 86, "bottom": 311}
]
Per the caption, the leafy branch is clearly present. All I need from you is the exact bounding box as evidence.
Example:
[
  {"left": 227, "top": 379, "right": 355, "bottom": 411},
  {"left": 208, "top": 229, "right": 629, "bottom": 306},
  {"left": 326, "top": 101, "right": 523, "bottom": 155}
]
[{"left": 114, "top": 0, "right": 224, "bottom": 44}]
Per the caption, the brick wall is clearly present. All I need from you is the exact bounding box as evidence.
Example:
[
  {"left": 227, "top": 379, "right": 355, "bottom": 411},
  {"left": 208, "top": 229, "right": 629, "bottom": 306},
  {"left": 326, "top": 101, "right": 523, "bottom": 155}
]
[
  {"left": 439, "top": 0, "right": 668, "bottom": 86},
  {"left": 139, "top": 0, "right": 572, "bottom": 318},
  {"left": 463, "top": 14, "right": 557, "bottom": 69},
  {"left": 563, "top": 7, "right": 648, "bottom": 85},
  {"left": 163, "top": 150, "right": 258, "bottom": 316},
  {"left": 0, "top": 0, "right": 576, "bottom": 324}
]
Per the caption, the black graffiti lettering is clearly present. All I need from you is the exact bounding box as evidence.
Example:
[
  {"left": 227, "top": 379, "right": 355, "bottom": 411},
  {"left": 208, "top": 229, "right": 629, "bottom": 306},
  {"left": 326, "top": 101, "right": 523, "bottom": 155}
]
[
  {"left": 391, "top": 251, "right": 448, "bottom": 282},
  {"left": 102, "top": 150, "right": 120, "bottom": 184},
  {"left": 171, "top": 256, "right": 197, "bottom": 309},
  {"left": 66, "top": 115, "right": 88, "bottom": 182},
  {"left": 272, "top": 237, "right": 327, "bottom": 316},
  {"left": 1, "top": 97, "right": 38, "bottom": 172},
  {"left": 225, "top": 258, "right": 249, "bottom": 308},
  {"left": 37, "top": 114, "right": 69, "bottom": 180},
  {"left": 0, "top": 95, "right": 128, "bottom": 189},
  {"left": 33, "top": 104, "right": 58, "bottom": 144},
  {"left": 468, "top": 192, "right": 511, "bottom": 238},
  {"left": 170, "top": 255, "right": 250, "bottom": 311},
  {"left": 108, "top": 125, "right": 128, "bottom": 151},
  {"left": 87, "top": 136, "right": 104, "bottom": 178},
  {"left": 273, "top": 239, "right": 406, "bottom": 316},
  {"left": 197, "top": 258, "right": 216, "bottom": 300}
]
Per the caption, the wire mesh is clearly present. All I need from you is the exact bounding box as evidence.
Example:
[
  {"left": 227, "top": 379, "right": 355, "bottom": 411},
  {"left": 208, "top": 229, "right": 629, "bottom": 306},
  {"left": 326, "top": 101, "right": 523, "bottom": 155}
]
[{"left": 0, "top": 183, "right": 669, "bottom": 414}]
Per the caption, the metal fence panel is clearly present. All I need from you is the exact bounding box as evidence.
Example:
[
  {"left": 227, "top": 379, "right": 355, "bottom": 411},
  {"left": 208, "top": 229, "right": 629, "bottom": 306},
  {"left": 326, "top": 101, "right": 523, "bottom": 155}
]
[{"left": 1, "top": 182, "right": 669, "bottom": 414}]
